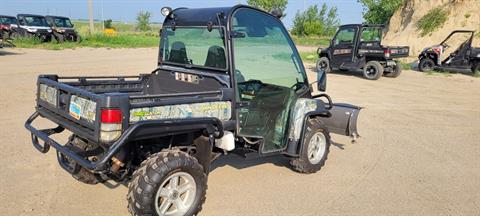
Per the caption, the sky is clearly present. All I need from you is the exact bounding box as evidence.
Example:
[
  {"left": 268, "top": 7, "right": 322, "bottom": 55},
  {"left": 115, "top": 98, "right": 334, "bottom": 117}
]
[{"left": 0, "top": 0, "right": 364, "bottom": 29}]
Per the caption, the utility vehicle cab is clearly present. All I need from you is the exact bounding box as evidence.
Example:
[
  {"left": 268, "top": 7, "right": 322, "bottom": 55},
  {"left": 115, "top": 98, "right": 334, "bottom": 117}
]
[
  {"left": 418, "top": 30, "right": 480, "bottom": 73},
  {"left": 16, "top": 14, "right": 52, "bottom": 42},
  {"left": 317, "top": 24, "right": 409, "bottom": 80},
  {"left": 25, "top": 5, "right": 360, "bottom": 216},
  {"left": 45, "top": 16, "right": 81, "bottom": 42}
]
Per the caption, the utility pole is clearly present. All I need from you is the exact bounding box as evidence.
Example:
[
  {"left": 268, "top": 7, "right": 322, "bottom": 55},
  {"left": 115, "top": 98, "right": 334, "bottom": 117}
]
[
  {"left": 101, "top": 0, "right": 104, "bottom": 31},
  {"left": 88, "top": 0, "right": 94, "bottom": 34}
]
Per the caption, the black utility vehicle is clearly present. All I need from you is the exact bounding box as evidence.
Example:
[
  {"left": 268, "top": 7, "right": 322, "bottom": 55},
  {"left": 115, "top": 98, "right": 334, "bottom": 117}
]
[
  {"left": 46, "top": 16, "right": 81, "bottom": 42},
  {"left": 25, "top": 5, "right": 361, "bottom": 216},
  {"left": 16, "top": 14, "right": 52, "bottom": 42},
  {"left": 418, "top": 30, "right": 480, "bottom": 73},
  {"left": 317, "top": 24, "right": 409, "bottom": 80}
]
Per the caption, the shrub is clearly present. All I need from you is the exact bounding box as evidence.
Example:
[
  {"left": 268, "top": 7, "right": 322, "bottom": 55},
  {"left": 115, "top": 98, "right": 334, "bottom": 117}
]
[
  {"left": 417, "top": 7, "right": 448, "bottom": 37},
  {"left": 358, "top": 0, "right": 405, "bottom": 24},
  {"left": 291, "top": 3, "right": 339, "bottom": 37},
  {"left": 136, "top": 11, "right": 152, "bottom": 32}
]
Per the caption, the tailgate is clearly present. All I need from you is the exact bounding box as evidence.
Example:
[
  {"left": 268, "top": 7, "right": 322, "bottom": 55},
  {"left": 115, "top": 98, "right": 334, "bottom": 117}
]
[
  {"left": 389, "top": 46, "right": 410, "bottom": 58},
  {"left": 36, "top": 75, "right": 103, "bottom": 142}
]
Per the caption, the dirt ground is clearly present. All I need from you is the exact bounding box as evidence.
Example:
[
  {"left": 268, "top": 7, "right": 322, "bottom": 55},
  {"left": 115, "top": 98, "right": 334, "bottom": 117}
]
[{"left": 1, "top": 48, "right": 479, "bottom": 216}]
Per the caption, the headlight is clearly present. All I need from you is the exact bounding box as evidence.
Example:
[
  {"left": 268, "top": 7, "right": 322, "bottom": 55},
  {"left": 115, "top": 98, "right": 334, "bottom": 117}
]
[
  {"left": 39, "top": 84, "right": 57, "bottom": 107},
  {"left": 27, "top": 28, "right": 37, "bottom": 33},
  {"left": 47, "top": 29, "right": 52, "bottom": 33}
]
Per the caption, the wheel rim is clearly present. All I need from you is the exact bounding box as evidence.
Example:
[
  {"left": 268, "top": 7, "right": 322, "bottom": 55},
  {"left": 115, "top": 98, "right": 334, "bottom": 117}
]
[
  {"left": 422, "top": 61, "right": 433, "bottom": 71},
  {"left": 155, "top": 172, "right": 197, "bottom": 216},
  {"left": 307, "top": 132, "right": 327, "bottom": 164},
  {"left": 365, "top": 65, "right": 377, "bottom": 78},
  {"left": 317, "top": 60, "right": 328, "bottom": 71}
]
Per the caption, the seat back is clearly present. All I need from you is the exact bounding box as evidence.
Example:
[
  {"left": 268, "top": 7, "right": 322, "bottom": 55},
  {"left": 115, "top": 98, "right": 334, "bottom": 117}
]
[{"left": 204, "top": 45, "right": 226, "bottom": 69}]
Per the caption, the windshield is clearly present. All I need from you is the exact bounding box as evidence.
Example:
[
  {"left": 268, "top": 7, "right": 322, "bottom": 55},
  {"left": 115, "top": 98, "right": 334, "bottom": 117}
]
[
  {"left": 161, "top": 27, "right": 226, "bottom": 70},
  {"left": 0, "top": 17, "right": 16, "bottom": 25},
  {"left": 53, "top": 17, "right": 73, "bottom": 28},
  {"left": 22, "top": 16, "right": 49, "bottom": 27}
]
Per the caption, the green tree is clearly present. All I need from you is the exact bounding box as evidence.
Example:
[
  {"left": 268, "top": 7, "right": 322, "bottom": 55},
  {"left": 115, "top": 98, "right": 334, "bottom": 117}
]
[
  {"left": 358, "top": 0, "right": 404, "bottom": 24},
  {"left": 291, "top": 3, "right": 340, "bottom": 36},
  {"left": 247, "top": 0, "right": 288, "bottom": 14},
  {"left": 136, "top": 11, "right": 152, "bottom": 32}
]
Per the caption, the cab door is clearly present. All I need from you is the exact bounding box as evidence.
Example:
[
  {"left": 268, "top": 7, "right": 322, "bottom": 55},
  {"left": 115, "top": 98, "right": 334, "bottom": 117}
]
[
  {"left": 231, "top": 8, "right": 308, "bottom": 153},
  {"left": 330, "top": 26, "right": 358, "bottom": 68}
]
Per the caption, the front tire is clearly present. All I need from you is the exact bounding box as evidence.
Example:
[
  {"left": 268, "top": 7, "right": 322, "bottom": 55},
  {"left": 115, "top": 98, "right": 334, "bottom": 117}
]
[
  {"left": 419, "top": 58, "right": 435, "bottom": 72},
  {"left": 316, "top": 57, "right": 331, "bottom": 73},
  {"left": 128, "top": 149, "right": 207, "bottom": 216},
  {"left": 290, "top": 118, "right": 331, "bottom": 173},
  {"left": 363, "top": 61, "right": 384, "bottom": 80},
  {"left": 472, "top": 62, "right": 480, "bottom": 74}
]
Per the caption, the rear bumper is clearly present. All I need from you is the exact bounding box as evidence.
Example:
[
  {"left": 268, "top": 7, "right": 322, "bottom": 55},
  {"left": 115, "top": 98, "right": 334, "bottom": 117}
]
[{"left": 25, "top": 111, "right": 224, "bottom": 172}]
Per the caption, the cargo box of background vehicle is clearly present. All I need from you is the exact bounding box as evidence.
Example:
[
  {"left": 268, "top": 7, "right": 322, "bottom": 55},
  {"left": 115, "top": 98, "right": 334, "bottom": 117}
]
[{"left": 25, "top": 5, "right": 361, "bottom": 216}]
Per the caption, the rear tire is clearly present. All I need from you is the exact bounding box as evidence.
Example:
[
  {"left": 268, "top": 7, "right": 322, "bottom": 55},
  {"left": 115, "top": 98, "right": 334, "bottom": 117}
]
[
  {"left": 363, "top": 61, "right": 384, "bottom": 80},
  {"left": 419, "top": 58, "right": 435, "bottom": 72},
  {"left": 384, "top": 64, "right": 402, "bottom": 78},
  {"left": 316, "top": 57, "right": 331, "bottom": 73},
  {"left": 57, "top": 136, "right": 103, "bottom": 185},
  {"left": 128, "top": 149, "right": 207, "bottom": 216},
  {"left": 290, "top": 118, "right": 330, "bottom": 174}
]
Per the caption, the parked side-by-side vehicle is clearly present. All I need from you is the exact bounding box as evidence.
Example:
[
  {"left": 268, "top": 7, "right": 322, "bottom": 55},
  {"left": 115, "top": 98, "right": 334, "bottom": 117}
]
[
  {"left": 46, "top": 15, "right": 81, "bottom": 42},
  {"left": 316, "top": 24, "right": 410, "bottom": 80},
  {"left": 25, "top": 5, "right": 361, "bottom": 216},
  {"left": 418, "top": 30, "right": 480, "bottom": 74},
  {"left": 16, "top": 14, "right": 53, "bottom": 42}
]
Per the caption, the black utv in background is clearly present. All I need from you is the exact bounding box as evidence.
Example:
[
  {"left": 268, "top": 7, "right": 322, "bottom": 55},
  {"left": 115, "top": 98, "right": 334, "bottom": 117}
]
[
  {"left": 16, "top": 14, "right": 53, "bottom": 42},
  {"left": 25, "top": 5, "right": 361, "bottom": 216},
  {"left": 46, "top": 16, "right": 81, "bottom": 42},
  {"left": 317, "top": 24, "right": 409, "bottom": 80},
  {"left": 418, "top": 30, "right": 480, "bottom": 74}
]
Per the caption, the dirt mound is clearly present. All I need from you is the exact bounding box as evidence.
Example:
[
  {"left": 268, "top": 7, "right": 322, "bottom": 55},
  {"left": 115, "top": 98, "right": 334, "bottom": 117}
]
[{"left": 383, "top": 0, "right": 480, "bottom": 56}]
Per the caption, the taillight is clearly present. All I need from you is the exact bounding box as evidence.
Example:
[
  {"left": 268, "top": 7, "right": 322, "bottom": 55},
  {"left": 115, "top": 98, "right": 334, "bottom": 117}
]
[
  {"left": 384, "top": 49, "right": 391, "bottom": 58},
  {"left": 100, "top": 109, "right": 122, "bottom": 143}
]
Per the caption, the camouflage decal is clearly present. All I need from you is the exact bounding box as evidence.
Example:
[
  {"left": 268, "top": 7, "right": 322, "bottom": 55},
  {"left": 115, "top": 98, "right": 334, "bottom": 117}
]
[
  {"left": 39, "top": 84, "right": 57, "bottom": 106},
  {"left": 130, "top": 101, "right": 231, "bottom": 122},
  {"left": 288, "top": 98, "right": 319, "bottom": 141},
  {"left": 69, "top": 95, "right": 97, "bottom": 123}
]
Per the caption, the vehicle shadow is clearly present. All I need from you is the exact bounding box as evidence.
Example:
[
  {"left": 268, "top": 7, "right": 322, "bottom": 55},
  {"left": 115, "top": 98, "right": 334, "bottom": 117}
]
[
  {"left": 0, "top": 50, "right": 21, "bottom": 56},
  {"left": 210, "top": 153, "right": 290, "bottom": 172}
]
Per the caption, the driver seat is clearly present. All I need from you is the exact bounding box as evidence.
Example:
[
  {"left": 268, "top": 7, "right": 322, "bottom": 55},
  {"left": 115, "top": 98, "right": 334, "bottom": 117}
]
[
  {"left": 204, "top": 45, "right": 226, "bottom": 69},
  {"left": 169, "top": 41, "right": 189, "bottom": 64}
]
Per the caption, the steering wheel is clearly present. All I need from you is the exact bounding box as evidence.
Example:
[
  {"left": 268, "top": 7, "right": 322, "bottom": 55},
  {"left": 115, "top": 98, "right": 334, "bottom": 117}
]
[
  {"left": 313, "top": 93, "right": 333, "bottom": 110},
  {"left": 290, "top": 82, "right": 305, "bottom": 91}
]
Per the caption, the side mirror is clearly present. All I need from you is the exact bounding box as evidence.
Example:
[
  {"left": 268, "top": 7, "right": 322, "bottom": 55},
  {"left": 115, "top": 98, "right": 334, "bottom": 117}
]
[{"left": 317, "top": 70, "right": 327, "bottom": 92}]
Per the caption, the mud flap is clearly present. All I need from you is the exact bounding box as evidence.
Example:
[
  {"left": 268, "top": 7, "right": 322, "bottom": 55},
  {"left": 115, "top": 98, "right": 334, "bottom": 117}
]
[{"left": 320, "top": 103, "right": 361, "bottom": 140}]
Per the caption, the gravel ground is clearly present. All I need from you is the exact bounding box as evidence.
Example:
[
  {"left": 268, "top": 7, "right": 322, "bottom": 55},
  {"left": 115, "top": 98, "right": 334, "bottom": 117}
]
[{"left": 1, "top": 48, "right": 479, "bottom": 216}]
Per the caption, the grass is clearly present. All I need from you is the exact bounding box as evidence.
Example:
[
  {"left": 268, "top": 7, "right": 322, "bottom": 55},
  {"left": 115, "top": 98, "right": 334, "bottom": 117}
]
[
  {"left": 291, "top": 35, "right": 331, "bottom": 47},
  {"left": 417, "top": 7, "right": 448, "bottom": 37},
  {"left": 299, "top": 51, "right": 318, "bottom": 64},
  {"left": 398, "top": 61, "right": 412, "bottom": 70},
  {"left": 12, "top": 33, "right": 160, "bottom": 49}
]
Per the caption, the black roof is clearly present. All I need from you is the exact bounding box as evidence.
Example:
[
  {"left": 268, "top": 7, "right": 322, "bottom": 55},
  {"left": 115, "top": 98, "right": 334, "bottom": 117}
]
[
  {"left": 0, "top": 15, "right": 16, "bottom": 18},
  {"left": 45, "top": 15, "right": 70, "bottom": 19},
  {"left": 17, "top": 14, "right": 46, "bottom": 18},
  {"left": 340, "top": 24, "right": 386, "bottom": 28},
  {"left": 163, "top": 5, "right": 273, "bottom": 27}
]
